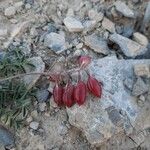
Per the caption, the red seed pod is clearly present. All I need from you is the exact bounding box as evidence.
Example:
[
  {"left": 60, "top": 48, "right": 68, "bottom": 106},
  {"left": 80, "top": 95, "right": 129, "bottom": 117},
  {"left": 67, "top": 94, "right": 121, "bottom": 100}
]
[
  {"left": 74, "top": 81, "right": 86, "bottom": 106},
  {"left": 78, "top": 56, "right": 91, "bottom": 68},
  {"left": 53, "top": 83, "right": 64, "bottom": 106},
  {"left": 87, "top": 75, "right": 102, "bottom": 98},
  {"left": 63, "top": 83, "right": 74, "bottom": 108}
]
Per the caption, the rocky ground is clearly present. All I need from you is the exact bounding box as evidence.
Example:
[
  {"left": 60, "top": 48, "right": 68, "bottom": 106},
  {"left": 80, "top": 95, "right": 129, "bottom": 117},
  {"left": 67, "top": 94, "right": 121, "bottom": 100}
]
[{"left": 0, "top": 0, "right": 150, "bottom": 150}]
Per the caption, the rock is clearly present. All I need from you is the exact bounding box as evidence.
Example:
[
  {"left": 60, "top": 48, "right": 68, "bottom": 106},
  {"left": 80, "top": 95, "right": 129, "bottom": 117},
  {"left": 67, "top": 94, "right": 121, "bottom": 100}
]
[
  {"left": 29, "top": 121, "right": 39, "bottom": 130},
  {"left": 140, "top": 2, "right": 150, "bottom": 32},
  {"left": 38, "top": 102, "right": 47, "bottom": 112},
  {"left": 23, "top": 57, "right": 45, "bottom": 89},
  {"left": 132, "top": 78, "right": 149, "bottom": 96},
  {"left": 83, "top": 20, "right": 97, "bottom": 32},
  {"left": 84, "top": 35, "right": 109, "bottom": 55},
  {"left": 134, "top": 64, "right": 150, "bottom": 78},
  {"left": 63, "top": 17, "right": 84, "bottom": 32},
  {"left": 4, "top": 6, "right": 16, "bottom": 17},
  {"left": 14, "top": 1, "right": 23, "bottom": 10},
  {"left": 110, "top": 33, "right": 148, "bottom": 58},
  {"left": 133, "top": 32, "right": 149, "bottom": 47},
  {"left": 36, "top": 90, "right": 51, "bottom": 103},
  {"left": 122, "top": 25, "right": 134, "bottom": 38},
  {"left": 102, "top": 17, "right": 115, "bottom": 33},
  {"left": 114, "top": 1, "right": 135, "bottom": 18},
  {"left": 67, "top": 56, "right": 150, "bottom": 145},
  {"left": 66, "top": 8, "right": 74, "bottom": 17},
  {"left": 44, "top": 32, "right": 66, "bottom": 54},
  {"left": 0, "top": 26, "right": 8, "bottom": 37},
  {"left": 0, "top": 125, "right": 15, "bottom": 148},
  {"left": 88, "top": 9, "right": 104, "bottom": 22}
]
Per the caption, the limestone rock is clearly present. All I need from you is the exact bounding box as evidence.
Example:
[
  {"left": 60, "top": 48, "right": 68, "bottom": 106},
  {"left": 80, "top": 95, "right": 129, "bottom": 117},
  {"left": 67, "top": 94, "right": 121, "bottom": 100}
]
[
  {"left": 114, "top": 1, "right": 135, "bottom": 18},
  {"left": 102, "top": 17, "right": 115, "bottom": 33},
  {"left": 132, "top": 78, "right": 149, "bottom": 96},
  {"left": 110, "top": 33, "right": 148, "bottom": 58},
  {"left": 29, "top": 121, "right": 39, "bottom": 130},
  {"left": 44, "top": 32, "right": 66, "bottom": 54},
  {"left": 84, "top": 35, "right": 109, "bottom": 55},
  {"left": 63, "top": 17, "right": 84, "bottom": 32},
  {"left": 133, "top": 32, "right": 149, "bottom": 47},
  {"left": 134, "top": 64, "right": 150, "bottom": 78},
  {"left": 23, "top": 57, "right": 45, "bottom": 89},
  {"left": 67, "top": 56, "right": 150, "bottom": 145},
  {"left": 4, "top": 6, "right": 16, "bottom": 17}
]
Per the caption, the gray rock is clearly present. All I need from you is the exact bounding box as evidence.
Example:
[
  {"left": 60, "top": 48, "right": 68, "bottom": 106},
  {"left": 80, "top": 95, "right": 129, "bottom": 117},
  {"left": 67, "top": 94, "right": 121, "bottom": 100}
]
[
  {"left": 110, "top": 33, "right": 148, "bottom": 58},
  {"left": 4, "top": 6, "right": 16, "bottom": 17},
  {"left": 133, "top": 32, "right": 149, "bottom": 47},
  {"left": 84, "top": 35, "right": 109, "bottom": 55},
  {"left": 44, "top": 32, "right": 66, "bottom": 54},
  {"left": 114, "top": 1, "right": 135, "bottom": 18},
  {"left": 0, "top": 125, "right": 15, "bottom": 148},
  {"left": 63, "top": 17, "right": 84, "bottom": 32},
  {"left": 29, "top": 121, "right": 39, "bottom": 130},
  {"left": 23, "top": 57, "right": 45, "bottom": 89},
  {"left": 134, "top": 64, "right": 150, "bottom": 78},
  {"left": 102, "top": 17, "right": 115, "bottom": 33},
  {"left": 132, "top": 78, "right": 149, "bottom": 96},
  {"left": 36, "top": 90, "right": 50, "bottom": 103},
  {"left": 67, "top": 56, "right": 150, "bottom": 145},
  {"left": 122, "top": 25, "right": 134, "bottom": 38},
  {"left": 38, "top": 102, "right": 47, "bottom": 112}
]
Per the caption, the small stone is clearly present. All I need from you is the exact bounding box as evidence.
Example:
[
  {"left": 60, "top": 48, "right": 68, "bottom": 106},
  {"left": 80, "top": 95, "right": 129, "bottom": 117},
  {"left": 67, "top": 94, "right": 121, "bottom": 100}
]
[
  {"left": 63, "top": 17, "right": 84, "bottom": 32},
  {"left": 66, "top": 8, "right": 74, "bottom": 17},
  {"left": 102, "top": 17, "right": 115, "bottom": 33},
  {"left": 14, "top": 1, "right": 23, "bottom": 10},
  {"left": 36, "top": 90, "right": 50, "bottom": 103},
  {"left": 25, "top": 3, "right": 31, "bottom": 9},
  {"left": 114, "top": 1, "right": 135, "bottom": 18},
  {"left": 83, "top": 20, "right": 97, "bottom": 32},
  {"left": 23, "top": 57, "right": 45, "bottom": 89},
  {"left": 0, "top": 27, "right": 8, "bottom": 37},
  {"left": 31, "top": 110, "right": 38, "bottom": 118},
  {"left": 123, "top": 77, "right": 134, "bottom": 91},
  {"left": 133, "top": 32, "right": 149, "bottom": 47},
  {"left": 26, "top": 116, "right": 33, "bottom": 123},
  {"left": 122, "top": 25, "right": 134, "bottom": 38},
  {"left": 74, "top": 49, "right": 83, "bottom": 56},
  {"left": 84, "top": 34, "right": 109, "bottom": 55},
  {"left": 132, "top": 78, "right": 149, "bottom": 96},
  {"left": 4, "top": 6, "right": 16, "bottom": 17},
  {"left": 134, "top": 64, "right": 150, "bottom": 77},
  {"left": 110, "top": 33, "right": 148, "bottom": 58},
  {"left": 139, "top": 95, "right": 145, "bottom": 102},
  {"left": 44, "top": 32, "right": 66, "bottom": 54},
  {"left": 29, "top": 121, "right": 39, "bottom": 130},
  {"left": 76, "top": 43, "right": 83, "bottom": 49},
  {"left": 88, "top": 9, "right": 104, "bottom": 22},
  {"left": 38, "top": 102, "right": 47, "bottom": 112}
]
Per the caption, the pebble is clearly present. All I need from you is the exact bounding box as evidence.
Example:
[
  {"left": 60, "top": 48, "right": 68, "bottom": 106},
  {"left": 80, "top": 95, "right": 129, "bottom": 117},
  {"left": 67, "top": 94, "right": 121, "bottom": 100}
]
[
  {"left": 102, "top": 17, "right": 115, "bottom": 33},
  {"left": 76, "top": 43, "right": 83, "bottom": 49},
  {"left": 38, "top": 102, "right": 47, "bottom": 112},
  {"left": 44, "top": 32, "right": 66, "bottom": 54},
  {"left": 133, "top": 32, "right": 149, "bottom": 47},
  {"left": 4, "top": 6, "right": 16, "bottom": 17},
  {"left": 0, "top": 27, "right": 8, "bottom": 37},
  {"left": 122, "top": 25, "right": 134, "bottom": 38},
  {"left": 14, "top": 1, "right": 23, "bottom": 10},
  {"left": 26, "top": 116, "right": 33, "bottom": 123},
  {"left": 84, "top": 34, "right": 109, "bottom": 55},
  {"left": 36, "top": 90, "right": 50, "bottom": 103},
  {"left": 88, "top": 9, "right": 104, "bottom": 22},
  {"left": 109, "top": 33, "right": 148, "bottom": 58},
  {"left": 63, "top": 17, "right": 84, "bottom": 32},
  {"left": 134, "top": 64, "right": 150, "bottom": 78},
  {"left": 25, "top": 3, "right": 31, "bottom": 9},
  {"left": 132, "top": 78, "right": 149, "bottom": 96},
  {"left": 29, "top": 121, "right": 39, "bottom": 130},
  {"left": 66, "top": 8, "right": 74, "bottom": 17},
  {"left": 114, "top": 1, "right": 135, "bottom": 18}
]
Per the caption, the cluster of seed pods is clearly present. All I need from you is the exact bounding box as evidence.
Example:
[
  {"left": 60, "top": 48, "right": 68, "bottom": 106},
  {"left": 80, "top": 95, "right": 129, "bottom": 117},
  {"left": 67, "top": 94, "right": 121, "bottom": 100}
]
[{"left": 51, "top": 56, "right": 102, "bottom": 107}]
